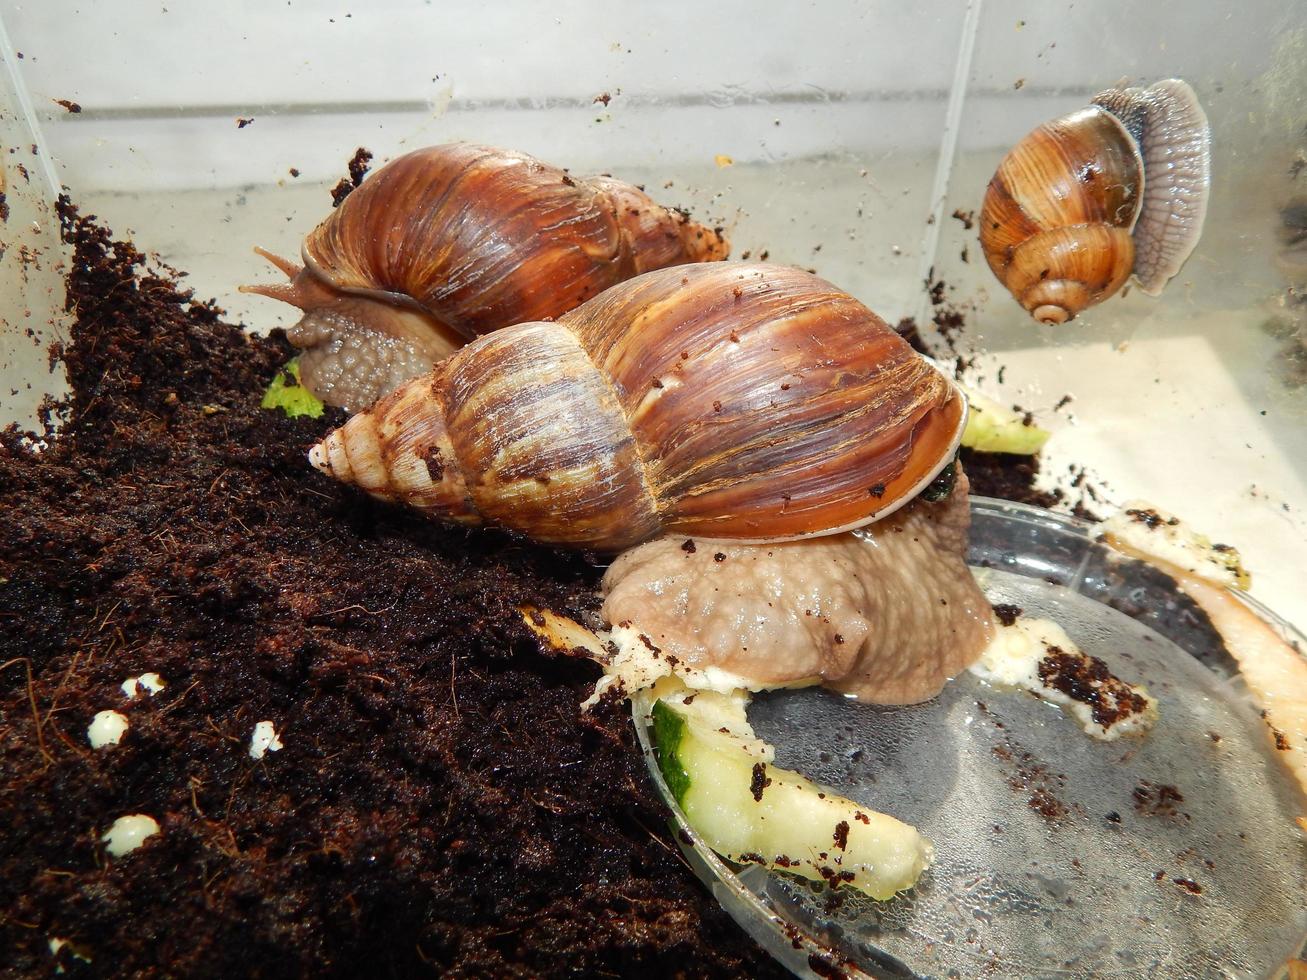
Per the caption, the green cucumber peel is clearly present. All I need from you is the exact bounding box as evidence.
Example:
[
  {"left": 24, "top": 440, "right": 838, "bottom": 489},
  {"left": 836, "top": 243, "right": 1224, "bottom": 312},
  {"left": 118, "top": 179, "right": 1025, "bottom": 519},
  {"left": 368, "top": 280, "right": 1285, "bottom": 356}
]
[
  {"left": 261, "top": 359, "right": 325, "bottom": 419},
  {"left": 651, "top": 700, "right": 691, "bottom": 806}
]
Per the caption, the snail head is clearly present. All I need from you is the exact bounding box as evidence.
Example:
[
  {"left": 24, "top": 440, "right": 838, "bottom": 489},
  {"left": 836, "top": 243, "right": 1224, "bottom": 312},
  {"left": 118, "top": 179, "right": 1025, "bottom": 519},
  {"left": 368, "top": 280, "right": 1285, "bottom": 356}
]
[{"left": 241, "top": 247, "right": 463, "bottom": 412}]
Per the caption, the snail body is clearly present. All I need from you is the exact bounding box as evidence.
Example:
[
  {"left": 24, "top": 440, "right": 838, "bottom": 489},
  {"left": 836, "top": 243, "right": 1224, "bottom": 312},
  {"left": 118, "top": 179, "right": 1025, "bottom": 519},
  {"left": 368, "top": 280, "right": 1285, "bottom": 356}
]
[
  {"left": 309, "top": 263, "right": 966, "bottom": 552},
  {"left": 980, "top": 79, "right": 1210, "bottom": 324},
  {"left": 243, "top": 144, "right": 729, "bottom": 411}
]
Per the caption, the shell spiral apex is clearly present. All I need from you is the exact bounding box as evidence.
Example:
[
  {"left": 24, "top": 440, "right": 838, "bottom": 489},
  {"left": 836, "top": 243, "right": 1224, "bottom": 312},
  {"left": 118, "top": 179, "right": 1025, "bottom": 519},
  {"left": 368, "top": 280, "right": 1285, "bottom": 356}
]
[{"left": 310, "top": 262, "right": 965, "bottom": 552}]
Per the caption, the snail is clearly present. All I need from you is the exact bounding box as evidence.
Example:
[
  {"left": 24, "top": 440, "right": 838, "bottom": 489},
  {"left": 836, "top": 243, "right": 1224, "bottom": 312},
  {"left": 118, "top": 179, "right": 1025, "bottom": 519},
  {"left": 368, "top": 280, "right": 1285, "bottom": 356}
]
[
  {"left": 980, "top": 78, "right": 1211, "bottom": 324},
  {"left": 307, "top": 262, "right": 966, "bottom": 552},
  {"left": 312, "top": 261, "right": 994, "bottom": 715},
  {"left": 242, "top": 143, "right": 730, "bottom": 411}
]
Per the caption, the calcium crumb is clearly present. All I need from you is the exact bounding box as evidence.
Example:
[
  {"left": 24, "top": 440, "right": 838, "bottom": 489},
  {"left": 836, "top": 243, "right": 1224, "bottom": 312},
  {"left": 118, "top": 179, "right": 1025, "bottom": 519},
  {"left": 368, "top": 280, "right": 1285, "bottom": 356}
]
[
  {"left": 249, "top": 720, "right": 284, "bottom": 760},
  {"left": 102, "top": 814, "right": 160, "bottom": 857},
  {"left": 87, "top": 710, "right": 129, "bottom": 749},
  {"left": 121, "top": 672, "right": 166, "bottom": 698},
  {"left": 49, "top": 937, "right": 91, "bottom": 965}
]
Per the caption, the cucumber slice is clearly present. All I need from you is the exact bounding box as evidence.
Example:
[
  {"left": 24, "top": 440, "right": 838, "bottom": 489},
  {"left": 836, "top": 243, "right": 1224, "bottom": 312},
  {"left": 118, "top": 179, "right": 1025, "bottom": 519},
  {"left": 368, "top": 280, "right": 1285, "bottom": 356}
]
[
  {"left": 261, "top": 359, "right": 325, "bottom": 419},
  {"left": 651, "top": 697, "right": 933, "bottom": 899},
  {"left": 960, "top": 387, "right": 1050, "bottom": 455}
]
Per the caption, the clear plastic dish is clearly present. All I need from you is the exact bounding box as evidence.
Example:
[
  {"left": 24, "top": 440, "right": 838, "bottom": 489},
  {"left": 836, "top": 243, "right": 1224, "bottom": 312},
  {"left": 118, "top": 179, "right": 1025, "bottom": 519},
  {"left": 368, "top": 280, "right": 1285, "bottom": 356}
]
[{"left": 633, "top": 497, "right": 1307, "bottom": 979}]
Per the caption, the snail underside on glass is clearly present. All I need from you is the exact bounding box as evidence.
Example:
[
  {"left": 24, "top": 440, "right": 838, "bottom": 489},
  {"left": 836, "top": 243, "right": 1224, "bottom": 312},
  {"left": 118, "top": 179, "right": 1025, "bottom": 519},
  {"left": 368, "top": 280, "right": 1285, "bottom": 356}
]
[
  {"left": 981, "top": 78, "right": 1212, "bottom": 324},
  {"left": 309, "top": 262, "right": 997, "bottom": 706},
  {"left": 242, "top": 143, "right": 729, "bottom": 412}
]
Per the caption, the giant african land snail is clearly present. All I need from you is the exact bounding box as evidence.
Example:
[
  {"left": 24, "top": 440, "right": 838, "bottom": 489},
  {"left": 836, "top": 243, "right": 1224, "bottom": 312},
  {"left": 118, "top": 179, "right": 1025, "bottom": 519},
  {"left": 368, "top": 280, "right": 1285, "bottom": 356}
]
[
  {"left": 310, "top": 261, "right": 992, "bottom": 712},
  {"left": 981, "top": 79, "right": 1211, "bottom": 324},
  {"left": 306, "top": 262, "right": 967, "bottom": 552},
  {"left": 243, "top": 144, "right": 729, "bottom": 412}
]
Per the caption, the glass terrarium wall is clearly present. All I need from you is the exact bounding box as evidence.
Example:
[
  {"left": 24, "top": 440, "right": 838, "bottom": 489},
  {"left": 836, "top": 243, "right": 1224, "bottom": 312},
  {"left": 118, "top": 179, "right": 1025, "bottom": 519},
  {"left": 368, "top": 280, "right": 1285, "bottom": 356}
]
[
  {"left": 0, "top": 12, "right": 68, "bottom": 431},
  {"left": 933, "top": 0, "right": 1307, "bottom": 625},
  {"left": 2, "top": 0, "right": 1305, "bottom": 620},
  {"left": 1, "top": 0, "right": 968, "bottom": 328}
]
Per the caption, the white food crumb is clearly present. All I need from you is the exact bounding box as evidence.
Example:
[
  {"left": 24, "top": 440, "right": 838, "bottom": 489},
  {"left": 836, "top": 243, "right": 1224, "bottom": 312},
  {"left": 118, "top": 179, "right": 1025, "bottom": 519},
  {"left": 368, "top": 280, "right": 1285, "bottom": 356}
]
[
  {"left": 249, "top": 720, "right": 284, "bottom": 760},
  {"left": 582, "top": 624, "right": 672, "bottom": 708},
  {"left": 87, "top": 710, "right": 129, "bottom": 749},
  {"left": 583, "top": 623, "right": 816, "bottom": 710},
  {"left": 102, "top": 814, "right": 160, "bottom": 857},
  {"left": 121, "top": 672, "right": 166, "bottom": 698},
  {"left": 642, "top": 677, "right": 775, "bottom": 762},
  {"left": 969, "top": 616, "right": 1157, "bottom": 740},
  {"left": 48, "top": 937, "right": 91, "bottom": 964}
]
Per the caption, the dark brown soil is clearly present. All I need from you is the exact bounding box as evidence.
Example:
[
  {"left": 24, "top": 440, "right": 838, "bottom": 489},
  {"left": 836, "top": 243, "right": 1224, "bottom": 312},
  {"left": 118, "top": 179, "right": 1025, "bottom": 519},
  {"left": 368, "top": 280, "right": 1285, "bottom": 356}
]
[
  {"left": 960, "top": 447, "right": 1065, "bottom": 510},
  {"left": 0, "top": 205, "right": 789, "bottom": 978}
]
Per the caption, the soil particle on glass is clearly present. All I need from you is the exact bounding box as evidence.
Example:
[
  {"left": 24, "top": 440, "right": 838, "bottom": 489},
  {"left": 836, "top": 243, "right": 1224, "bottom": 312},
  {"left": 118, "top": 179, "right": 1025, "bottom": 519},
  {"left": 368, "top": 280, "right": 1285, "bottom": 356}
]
[
  {"left": 991, "top": 603, "right": 1023, "bottom": 627},
  {"left": 993, "top": 735, "right": 1072, "bottom": 825},
  {"left": 1132, "top": 781, "right": 1189, "bottom": 821},
  {"left": 807, "top": 952, "right": 849, "bottom": 979},
  {"left": 331, "top": 147, "right": 375, "bottom": 206},
  {"left": 1028, "top": 787, "right": 1068, "bottom": 821}
]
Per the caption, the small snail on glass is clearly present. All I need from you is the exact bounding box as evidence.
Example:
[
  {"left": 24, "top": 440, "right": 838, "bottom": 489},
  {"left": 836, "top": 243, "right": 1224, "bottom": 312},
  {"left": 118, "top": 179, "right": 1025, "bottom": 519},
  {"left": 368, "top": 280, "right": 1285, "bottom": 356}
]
[
  {"left": 242, "top": 143, "right": 729, "bottom": 411},
  {"left": 308, "top": 262, "right": 965, "bottom": 552},
  {"left": 980, "top": 79, "right": 1211, "bottom": 324}
]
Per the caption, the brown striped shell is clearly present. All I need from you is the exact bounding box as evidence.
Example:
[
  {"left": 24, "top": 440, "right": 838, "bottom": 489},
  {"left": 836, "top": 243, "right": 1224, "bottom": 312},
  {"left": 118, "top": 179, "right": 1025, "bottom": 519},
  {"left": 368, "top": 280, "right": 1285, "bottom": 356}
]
[
  {"left": 308, "top": 263, "right": 966, "bottom": 552},
  {"left": 980, "top": 79, "right": 1210, "bottom": 324},
  {"left": 241, "top": 143, "right": 729, "bottom": 411}
]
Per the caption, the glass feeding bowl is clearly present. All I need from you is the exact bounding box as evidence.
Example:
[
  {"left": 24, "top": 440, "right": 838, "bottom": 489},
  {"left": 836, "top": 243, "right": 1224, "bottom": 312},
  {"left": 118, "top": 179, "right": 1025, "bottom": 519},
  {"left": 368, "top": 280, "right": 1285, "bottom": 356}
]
[{"left": 634, "top": 497, "right": 1307, "bottom": 979}]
